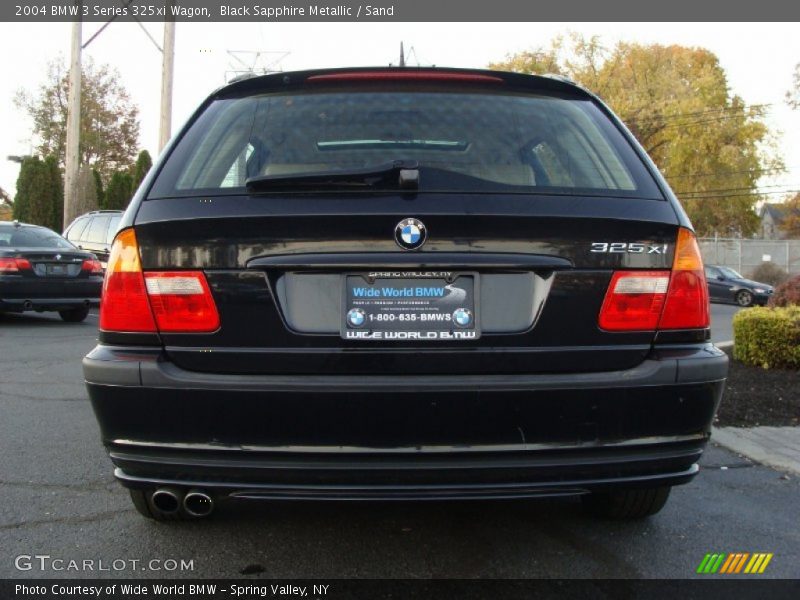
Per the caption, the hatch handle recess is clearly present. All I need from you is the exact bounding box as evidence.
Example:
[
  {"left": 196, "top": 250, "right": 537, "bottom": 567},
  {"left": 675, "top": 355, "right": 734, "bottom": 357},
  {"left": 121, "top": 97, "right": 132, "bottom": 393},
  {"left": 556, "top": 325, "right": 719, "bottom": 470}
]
[{"left": 247, "top": 252, "right": 573, "bottom": 270}]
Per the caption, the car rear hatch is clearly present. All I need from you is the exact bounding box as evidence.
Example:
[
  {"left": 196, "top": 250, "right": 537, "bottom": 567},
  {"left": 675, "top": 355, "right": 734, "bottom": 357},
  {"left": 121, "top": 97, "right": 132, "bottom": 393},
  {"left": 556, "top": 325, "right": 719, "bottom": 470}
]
[
  {"left": 130, "top": 196, "right": 682, "bottom": 375},
  {"left": 104, "top": 69, "right": 706, "bottom": 376}
]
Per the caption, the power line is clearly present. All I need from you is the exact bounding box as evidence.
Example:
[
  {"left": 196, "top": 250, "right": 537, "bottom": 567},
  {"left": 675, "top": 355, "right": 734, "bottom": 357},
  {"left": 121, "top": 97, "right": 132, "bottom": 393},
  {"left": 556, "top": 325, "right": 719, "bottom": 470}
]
[
  {"left": 622, "top": 103, "right": 771, "bottom": 124},
  {"left": 665, "top": 166, "right": 796, "bottom": 180},
  {"left": 678, "top": 189, "right": 800, "bottom": 200},
  {"left": 656, "top": 113, "right": 773, "bottom": 130},
  {"left": 676, "top": 183, "right": 800, "bottom": 196},
  {"left": 620, "top": 96, "right": 769, "bottom": 118},
  {"left": 82, "top": 0, "right": 139, "bottom": 49},
  {"left": 225, "top": 50, "right": 290, "bottom": 83}
]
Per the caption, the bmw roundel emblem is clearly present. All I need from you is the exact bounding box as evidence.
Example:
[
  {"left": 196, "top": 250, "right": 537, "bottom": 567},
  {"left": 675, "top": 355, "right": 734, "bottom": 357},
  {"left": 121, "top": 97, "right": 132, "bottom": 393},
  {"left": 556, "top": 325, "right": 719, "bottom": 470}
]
[
  {"left": 346, "top": 308, "right": 366, "bottom": 328},
  {"left": 395, "top": 218, "right": 427, "bottom": 250},
  {"left": 452, "top": 308, "right": 473, "bottom": 328}
]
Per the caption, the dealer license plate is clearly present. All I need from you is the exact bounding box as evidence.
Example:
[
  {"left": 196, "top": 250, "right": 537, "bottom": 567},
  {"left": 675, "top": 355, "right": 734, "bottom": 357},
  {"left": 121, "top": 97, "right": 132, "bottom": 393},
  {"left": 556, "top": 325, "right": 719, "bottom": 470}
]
[{"left": 341, "top": 273, "right": 479, "bottom": 341}]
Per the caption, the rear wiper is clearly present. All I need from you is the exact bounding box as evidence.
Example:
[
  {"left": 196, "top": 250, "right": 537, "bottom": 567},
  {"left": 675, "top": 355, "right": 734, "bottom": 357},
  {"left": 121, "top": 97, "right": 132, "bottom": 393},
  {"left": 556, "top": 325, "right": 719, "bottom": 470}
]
[{"left": 246, "top": 160, "right": 420, "bottom": 192}]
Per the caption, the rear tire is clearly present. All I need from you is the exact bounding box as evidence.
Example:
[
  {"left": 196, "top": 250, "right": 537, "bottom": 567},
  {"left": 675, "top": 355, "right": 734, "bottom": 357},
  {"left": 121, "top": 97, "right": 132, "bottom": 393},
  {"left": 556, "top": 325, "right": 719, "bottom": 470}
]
[
  {"left": 735, "top": 290, "right": 754, "bottom": 307},
  {"left": 582, "top": 486, "right": 671, "bottom": 519},
  {"left": 59, "top": 307, "right": 89, "bottom": 322}
]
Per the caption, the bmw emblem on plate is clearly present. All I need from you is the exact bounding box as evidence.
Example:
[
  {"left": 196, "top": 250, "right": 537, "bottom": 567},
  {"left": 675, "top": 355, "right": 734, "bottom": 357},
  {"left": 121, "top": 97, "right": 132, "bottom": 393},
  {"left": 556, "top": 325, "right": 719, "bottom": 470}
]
[
  {"left": 452, "top": 308, "right": 473, "bottom": 328},
  {"left": 395, "top": 218, "right": 427, "bottom": 250},
  {"left": 346, "top": 307, "right": 366, "bottom": 328}
]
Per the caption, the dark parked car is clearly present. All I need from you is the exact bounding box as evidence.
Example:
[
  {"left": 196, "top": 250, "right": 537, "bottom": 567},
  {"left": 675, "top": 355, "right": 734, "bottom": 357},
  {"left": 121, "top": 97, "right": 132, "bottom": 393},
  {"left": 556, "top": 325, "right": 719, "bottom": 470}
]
[
  {"left": 705, "top": 265, "right": 774, "bottom": 307},
  {"left": 63, "top": 210, "right": 123, "bottom": 267},
  {"left": 0, "top": 221, "right": 103, "bottom": 322},
  {"left": 84, "top": 67, "right": 727, "bottom": 521}
]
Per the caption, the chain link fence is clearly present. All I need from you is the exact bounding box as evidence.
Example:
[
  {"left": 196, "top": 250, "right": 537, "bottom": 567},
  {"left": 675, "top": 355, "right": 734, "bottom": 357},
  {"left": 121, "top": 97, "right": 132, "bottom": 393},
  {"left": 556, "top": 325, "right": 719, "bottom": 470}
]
[{"left": 698, "top": 238, "right": 800, "bottom": 278}]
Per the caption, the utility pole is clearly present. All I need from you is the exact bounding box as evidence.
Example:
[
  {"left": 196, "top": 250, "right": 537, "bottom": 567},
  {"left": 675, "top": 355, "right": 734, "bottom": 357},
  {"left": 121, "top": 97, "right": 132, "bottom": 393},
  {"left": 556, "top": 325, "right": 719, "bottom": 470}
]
[
  {"left": 63, "top": 3, "right": 82, "bottom": 230},
  {"left": 159, "top": 11, "right": 175, "bottom": 151},
  {"left": 60, "top": 1, "right": 169, "bottom": 226}
]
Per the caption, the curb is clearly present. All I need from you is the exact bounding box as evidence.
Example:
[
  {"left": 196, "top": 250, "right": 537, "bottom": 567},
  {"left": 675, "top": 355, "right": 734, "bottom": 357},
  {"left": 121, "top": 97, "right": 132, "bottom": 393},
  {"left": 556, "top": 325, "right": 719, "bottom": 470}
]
[
  {"left": 712, "top": 427, "right": 800, "bottom": 476},
  {"left": 716, "top": 340, "right": 733, "bottom": 350}
]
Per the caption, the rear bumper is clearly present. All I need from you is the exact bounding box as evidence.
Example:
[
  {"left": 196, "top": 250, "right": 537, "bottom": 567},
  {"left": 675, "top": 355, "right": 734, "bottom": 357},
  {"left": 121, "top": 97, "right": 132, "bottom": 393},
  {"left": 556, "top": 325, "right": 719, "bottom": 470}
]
[
  {"left": 84, "top": 344, "right": 727, "bottom": 500},
  {"left": 1, "top": 296, "right": 99, "bottom": 312},
  {"left": 1, "top": 278, "right": 101, "bottom": 312}
]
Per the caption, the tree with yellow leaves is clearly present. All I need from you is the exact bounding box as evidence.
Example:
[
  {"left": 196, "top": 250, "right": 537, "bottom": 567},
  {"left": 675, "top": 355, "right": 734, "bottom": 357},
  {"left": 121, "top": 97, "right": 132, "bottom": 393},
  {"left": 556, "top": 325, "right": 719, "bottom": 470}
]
[{"left": 490, "top": 35, "right": 782, "bottom": 237}]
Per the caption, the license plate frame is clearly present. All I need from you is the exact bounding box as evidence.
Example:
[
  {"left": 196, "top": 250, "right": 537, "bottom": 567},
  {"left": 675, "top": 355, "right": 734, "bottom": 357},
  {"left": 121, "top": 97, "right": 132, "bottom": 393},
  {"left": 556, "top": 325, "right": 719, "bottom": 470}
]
[
  {"left": 45, "top": 264, "right": 68, "bottom": 276},
  {"left": 340, "top": 271, "right": 480, "bottom": 341}
]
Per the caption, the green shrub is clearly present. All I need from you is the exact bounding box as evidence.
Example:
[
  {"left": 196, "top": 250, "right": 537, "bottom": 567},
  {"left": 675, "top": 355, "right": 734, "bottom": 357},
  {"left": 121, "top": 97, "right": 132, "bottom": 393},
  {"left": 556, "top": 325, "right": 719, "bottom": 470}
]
[
  {"left": 104, "top": 171, "right": 133, "bottom": 210},
  {"left": 750, "top": 261, "right": 789, "bottom": 287},
  {"left": 733, "top": 306, "right": 800, "bottom": 369},
  {"left": 769, "top": 274, "right": 800, "bottom": 307}
]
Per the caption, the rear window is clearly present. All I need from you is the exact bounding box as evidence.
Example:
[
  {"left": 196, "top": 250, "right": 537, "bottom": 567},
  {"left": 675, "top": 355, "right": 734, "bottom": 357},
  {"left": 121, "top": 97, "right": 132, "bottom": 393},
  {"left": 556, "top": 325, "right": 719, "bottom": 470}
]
[
  {"left": 0, "top": 226, "right": 75, "bottom": 249},
  {"left": 65, "top": 216, "right": 89, "bottom": 241},
  {"left": 84, "top": 216, "right": 111, "bottom": 244},
  {"left": 106, "top": 215, "right": 122, "bottom": 244},
  {"left": 150, "top": 89, "right": 662, "bottom": 199}
]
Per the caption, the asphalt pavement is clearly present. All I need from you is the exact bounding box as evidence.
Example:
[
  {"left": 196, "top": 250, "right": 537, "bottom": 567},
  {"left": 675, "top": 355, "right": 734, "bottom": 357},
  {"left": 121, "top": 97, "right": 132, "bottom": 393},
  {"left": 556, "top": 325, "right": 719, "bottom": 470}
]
[
  {"left": 710, "top": 302, "right": 742, "bottom": 343},
  {"left": 1, "top": 305, "right": 797, "bottom": 580}
]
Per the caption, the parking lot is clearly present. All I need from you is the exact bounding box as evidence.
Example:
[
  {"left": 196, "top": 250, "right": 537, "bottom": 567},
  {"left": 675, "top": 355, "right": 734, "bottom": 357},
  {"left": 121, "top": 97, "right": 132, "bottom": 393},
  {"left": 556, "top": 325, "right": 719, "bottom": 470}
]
[
  {"left": 710, "top": 303, "right": 742, "bottom": 344},
  {"left": 1, "top": 305, "right": 798, "bottom": 580}
]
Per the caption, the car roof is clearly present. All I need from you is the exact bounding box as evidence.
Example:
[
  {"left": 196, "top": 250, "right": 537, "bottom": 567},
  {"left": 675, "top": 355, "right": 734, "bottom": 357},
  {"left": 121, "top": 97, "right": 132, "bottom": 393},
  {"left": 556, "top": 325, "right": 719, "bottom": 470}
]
[
  {"left": 0, "top": 221, "right": 47, "bottom": 229},
  {"left": 76, "top": 210, "right": 124, "bottom": 217},
  {"left": 211, "top": 66, "right": 596, "bottom": 102}
]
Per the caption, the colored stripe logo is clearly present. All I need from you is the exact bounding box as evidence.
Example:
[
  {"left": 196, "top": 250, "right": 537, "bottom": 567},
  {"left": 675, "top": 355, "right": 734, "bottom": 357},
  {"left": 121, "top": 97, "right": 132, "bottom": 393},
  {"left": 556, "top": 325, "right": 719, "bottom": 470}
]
[{"left": 697, "top": 553, "right": 773, "bottom": 574}]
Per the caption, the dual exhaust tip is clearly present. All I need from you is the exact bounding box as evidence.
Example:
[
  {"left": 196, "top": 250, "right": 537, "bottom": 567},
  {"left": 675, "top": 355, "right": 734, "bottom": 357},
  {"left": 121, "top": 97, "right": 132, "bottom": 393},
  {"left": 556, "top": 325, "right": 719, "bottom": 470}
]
[{"left": 151, "top": 488, "right": 214, "bottom": 517}]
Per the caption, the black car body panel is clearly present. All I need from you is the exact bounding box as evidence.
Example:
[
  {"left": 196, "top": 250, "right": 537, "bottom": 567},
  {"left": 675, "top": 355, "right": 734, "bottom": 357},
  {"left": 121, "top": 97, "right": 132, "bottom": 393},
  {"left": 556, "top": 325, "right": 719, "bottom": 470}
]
[
  {"left": 128, "top": 194, "right": 680, "bottom": 375},
  {"left": 85, "top": 343, "right": 725, "bottom": 499},
  {"left": 84, "top": 67, "right": 726, "bottom": 507},
  {"left": 0, "top": 223, "right": 102, "bottom": 313}
]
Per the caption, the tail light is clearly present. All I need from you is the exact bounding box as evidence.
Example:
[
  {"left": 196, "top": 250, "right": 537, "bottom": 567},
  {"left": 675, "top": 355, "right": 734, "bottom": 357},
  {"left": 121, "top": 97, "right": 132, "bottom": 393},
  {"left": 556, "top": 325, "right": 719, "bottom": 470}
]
[
  {"left": 144, "top": 272, "right": 220, "bottom": 332},
  {"left": 658, "top": 228, "right": 710, "bottom": 329},
  {"left": 598, "top": 271, "right": 670, "bottom": 331},
  {"left": 599, "top": 228, "right": 709, "bottom": 332},
  {"left": 81, "top": 259, "right": 103, "bottom": 274},
  {"left": 99, "top": 229, "right": 157, "bottom": 333},
  {"left": 0, "top": 257, "right": 32, "bottom": 272},
  {"left": 99, "top": 228, "right": 220, "bottom": 334}
]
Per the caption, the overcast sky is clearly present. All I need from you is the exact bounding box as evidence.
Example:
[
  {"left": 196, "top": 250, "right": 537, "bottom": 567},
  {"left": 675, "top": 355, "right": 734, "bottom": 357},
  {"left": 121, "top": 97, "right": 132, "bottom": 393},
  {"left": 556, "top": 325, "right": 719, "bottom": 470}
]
[{"left": 0, "top": 22, "right": 798, "bottom": 206}]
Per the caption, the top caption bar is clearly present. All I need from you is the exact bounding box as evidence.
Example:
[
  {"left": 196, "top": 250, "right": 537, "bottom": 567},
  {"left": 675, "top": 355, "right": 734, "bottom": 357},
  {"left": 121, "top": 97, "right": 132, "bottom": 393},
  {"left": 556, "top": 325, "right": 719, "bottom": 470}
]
[{"left": 4, "top": 0, "right": 800, "bottom": 22}]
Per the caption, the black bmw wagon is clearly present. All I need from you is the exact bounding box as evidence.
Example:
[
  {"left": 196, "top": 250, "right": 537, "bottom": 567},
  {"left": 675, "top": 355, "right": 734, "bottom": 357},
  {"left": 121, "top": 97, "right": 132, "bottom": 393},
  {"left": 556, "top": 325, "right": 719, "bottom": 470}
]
[{"left": 84, "top": 67, "right": 727, "bottom": 521}]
